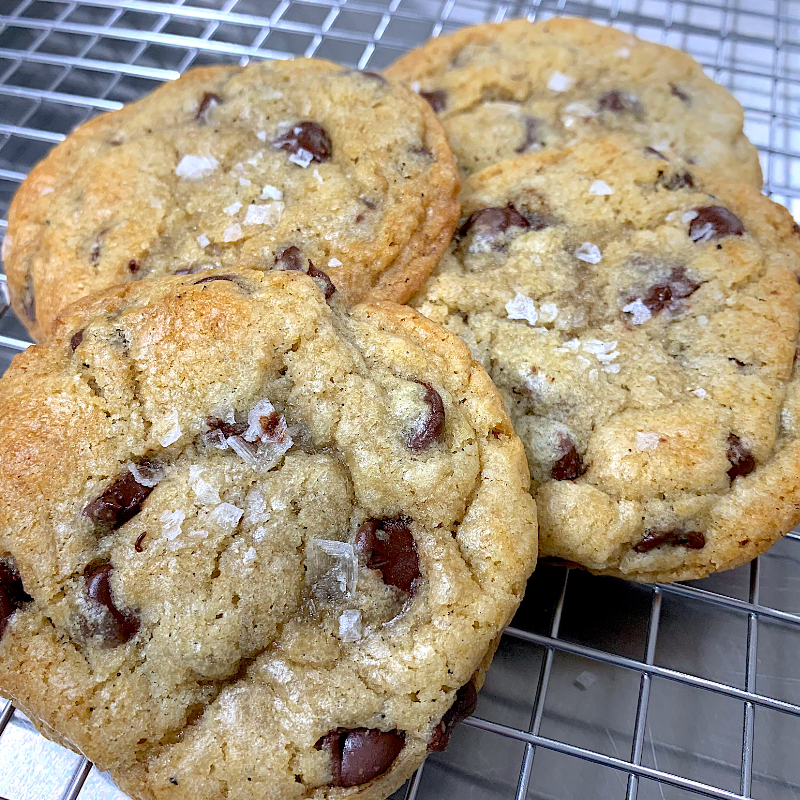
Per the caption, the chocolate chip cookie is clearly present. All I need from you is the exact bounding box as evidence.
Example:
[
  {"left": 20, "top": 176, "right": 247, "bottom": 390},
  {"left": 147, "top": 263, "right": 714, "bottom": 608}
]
[
  {"left": 386, "top": 17, "right": 761, "bottom": 185},
  {"left": 412, "top": 136, "right": 800, "bottom": 583},
  {"left": 3, "top": 59, "right": 460, "bottom": 340},
  {"left": 0, "top": 268, "right": 536, "bottom": 799}
]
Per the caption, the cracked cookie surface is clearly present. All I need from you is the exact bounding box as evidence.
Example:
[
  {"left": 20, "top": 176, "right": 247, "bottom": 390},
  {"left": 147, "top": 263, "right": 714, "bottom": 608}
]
[
  {"left": 3, "top": 58, "right": 459, "bottom": 340},
  {"left": 0, "top": 268, "right": 536, "bottom": 800},
  {"left": 386, "top": 17, "right": 761, "bottom": 185},
  {"left": 412, "top": 136, "right": 800, "bottom": 582}
]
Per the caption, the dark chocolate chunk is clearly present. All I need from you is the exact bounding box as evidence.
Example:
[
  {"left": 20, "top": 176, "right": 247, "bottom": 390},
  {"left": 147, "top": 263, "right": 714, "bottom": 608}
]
[
  {"left": 70, "top": 329, "right": 84, "bottom": 352},
  {"left": 275, "top": 246, "right": 304, "bottom": 271},
  {"left": 207, "top": 417, "right": 248, "bottom": 438},
  {"left": 84, "top": 562, "right": 139, "bottom": 643},
  {"left": 83, "top": 468, "right": 155, "bottom": 531},
  {"left": 420, "top": 90, "right": 447, "bottom": 113},
  {"left": 90, "top": 227, "right": 110, "bottom": 265},
  {"left": 515, "top": 116, "right": 544, "bottom": 154},
  {"left": 644, "top": 147, "right": 669, "bottom": 160},
  {"left": 356, "top": 517, "right": 420, "bottom": 594},
  {"left": 406, "top": 381, "right": 445, "bottom": 451},
  {"left": 597, "top": 89, "right": 644, "bottom": 115},
  {"left": 631, "top": 266, "right": 700, "bottom": 316},
  {"left": 307, "top": 264, "right": 336, "bottom": 300},
  {"left": 428, "top": 681, "right": 478, "bottom": 751},
  {"left": 658, "top": 170, "right": 694, "bottom": 190},
  {"left": 273, "top": 122, "right": 332, "bottom": 164},
  {"left": 128, "top": 259, "right": 140, "bottom": 274},
  {"left": 459, "top": 205, "right": 531, "bottom": 239},
  {"left": 689, "top": 206, "right": 745, "bottom": 242},
  {"left": 670, "top": 83, "right": 691, "bottom": 104},
  {"left": 0, "top": 560, "right": 32, "bottom": 638},
  {"left": 551, "top": 433, "right": 584, "bottom": 481},
  {"left": 633, "top": 529, "right": 706, "bottom": 554},
  {"left": 318, "top": 728, "right": 405, "bottom": 788},
  {"left": 727, "top": 433, "right": 756, "bottom": 480},
  {"left": 195, "top": 92, "right": 222, "bottom": 122}
]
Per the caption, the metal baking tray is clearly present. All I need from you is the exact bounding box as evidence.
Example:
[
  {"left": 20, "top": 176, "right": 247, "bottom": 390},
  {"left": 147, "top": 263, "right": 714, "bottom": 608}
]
[{"left": 1, "top": 0, "right": 799, "bottom": 798}]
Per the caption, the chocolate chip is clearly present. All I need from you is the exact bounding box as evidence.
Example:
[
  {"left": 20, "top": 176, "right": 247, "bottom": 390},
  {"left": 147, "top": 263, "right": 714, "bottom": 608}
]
[
  {"left": 307, "top": 264, "right": 336, "bottom": 300},
  {"left": 633, "top": 529, "right": 706, "bottom": 553},
  {"left": 0, "top": 560, "right": 32, "bottom": 638},
  {"left": 195, "top": 92, "right": 222, "bottom": 122},
  {"left": 644, "top": 147, "right": 669, "bottom": 160},
  {"left": 194, "top": 274, "right": 246, "bottom": 288},
  {"left": 727, "top": 433, "right": 756, "bottom": 480},
  {"left": 428, "top": 681, "right": 478, "bottom": 751},
  {"left": 514, "top": 116, "right": 544, "bottom": 154},
  {"left": 70, "top": 329, "right": 84, "bottom": 352},
  {"left": 670, "top": 83, "right": 691, "bottom": 104},
  {"left": 356, "top": 517, "right": 420, "bottom": 594},
  {"left": 634, "top": 266, "right": 700, "bottom": 315},
  {"left": 207, "top": 417, "right": 247, "bottom": 438},
  {"left": 84, "top": 562, "right": 139, "bottom": 643},
  {"left": 658, "top": 170, "right": 694, "bottom": 190},
  {"left": 273, "top": 122, "right": 332, "bottom": 164},
  {"left": 134, "top": 531, "right": 147, "bottom": 553},
  {"left": 90, "top": 227, "right": 110, "bottom": 265},
  {"left": 275, "top": 246, "right": 304, "bottom": 271},
  {"left": 128, "top": 259, "right": 140, "bottom": 274},
  {"left": 420, "top": 90, "right": 447, "bottom": 113},
  {"left": 689, "top": 206, "right": 745, "bottom": 242},
  {"left": 21, "top": 276, "right": 36, "bottom": 323},
  {"left": 597, "top": 89, "right": 644, "bottom": 115},
  {"left": 551, "top": 433, "right": 584, "bottom": 481},
  {"left": 406, "top": 381, "right": 445, "bottom": 451},
  {"left": 318, "top": 728, "right": 405, "bottom": 788},
  {"left": 83, "top": 468, "right": 155, "bottom": 531},
  {"left": 459, "top": 205, "right": 531, "bottom": 239}
]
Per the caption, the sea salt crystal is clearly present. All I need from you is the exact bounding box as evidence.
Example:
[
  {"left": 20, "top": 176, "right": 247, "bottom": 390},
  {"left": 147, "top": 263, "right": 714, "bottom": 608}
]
[
  {"left": 636, "top": 432, "right": 660, "bottom": 452},
  {"left": 243, "top": 546, "right": 257, "bottom": 566},
  {"left": 602, "top": 363, "right": 621, "bottom": 374},
  {"left": 224, "top": 201, "right": 242, "bottom": 216},
  {"left": 339, "top": 609, "right": 363, "bottom": 642},
  {"left": 256, "top": 130, "right": 267, "bottom": 142},
  {"left": 307, "top": 539, "right": 357, "bottom": 599},
  {"left": 157, "top": 411, "right": 181, "bottom": 446},
  {"left": 160, "top": 510, "right": 185, "bottom": 541},
  {"left": 261, "top": 184, "right": 283, "bottom": 201},
  {"left": 410, "top": 81, "right": 421, "bottom": 92},
  {"left": 622, "top": 298, "right": 652, "bottom": 325},
  {"left": 505, "top": 292, "right": 538, "bottom": 326},
  {"left": 328, "top": 257, "right": 342, "bottom": 268},
  {"left": 698, "top": 315, "right": 709, "bottom": 326},
  {"left": 243, "top": 398, "right": 286, "bottom": 443},
  {"left": 548, "top": 71, "right": 574, "bottom": 92},
  {"left": 539, "top": 303, "right": 559, "bottom": 323},
  {"left": 589, "top": 180, "right": 614, "bottom": 196},
  {"left": 575, "top": 242, "right": 602, "bottom": 264},
  {"left": 691, "top": 387, "right": 708, "bottom": 398},
  {"left": 196, "top": 233, "right": 210, "bottom": 248},
  {"left": 40, "top": 186, "right": 54, "bottom": 195},
  {"left": 563, "top": 102, "right": 595, "bottom": 118},
  {"left": 227, "top": 436, "right": 257, "bottom": 464},
  {"left": 582, "top": 339, "right": 618, "bottom": 357},
  {"left": 239, "top": 177, "right": 252, "bottom": 186},
  {"left": 189, "top": 465, "right": 220, "bottom": 505},
  {"left": 561, "top": 339, "right": 581, "bottom": 352},
  {"left": 127, "top": 460, "right": 164, "bottom": 488},
  {"left": 223, "top": 223, "right": 243, "bottom": 242},
  {"left": 313, "top": 168, "right": 324, "bottom": 184},
  {"left": 616, "top": 47, "right": 630, "bottom": 58},
  {"left": 208, "top": 502, "right": 244, "bottom": 531},
  {"left": 244, "top": 202, "right": 283, "bottom": 227},
  {"left": 682, "top": 209, "right": 699, "bottom": 224},
  {"left": 289, "top": 148, "right": 315, "bottom": 168},
  {"left": 175, "top": 154, "right": 218, "bottom": 180}
]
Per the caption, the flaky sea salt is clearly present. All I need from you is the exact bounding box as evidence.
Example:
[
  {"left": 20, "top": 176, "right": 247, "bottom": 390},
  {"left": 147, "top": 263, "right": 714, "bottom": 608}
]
[
  {"left": 244, "top": 202, "right": 283, "bottom": 227},
  {"left": 307, "top": 539, "right": 357, "bottom": 599},
  {"left": 127, "top": 460, "right": 164, "bottom": 488},
  {"left": 160, "top": 510, "right": 185, "bottom": 541},
  {"left": 175, "top": 154, "right": 218, "bottom": 180},
  {"left": 313, "top": 168, "right": 324, "bottom": 184},
  {"left": 622, "top": 298, "right": 652, "bottom": 325},
  {"left": 539, "top": 303, "right": 559, "bottom": 323},
  {"left": 548, "top": 71, "right": 574, "bottom": 92},
  {"left": 189, "top": 465, "right": 221, "bottom": 505},
  {"left": 239, "top": 177, "right": 252, "bottom": 186},
  {"left": 616, "top": 47, "right": 630, "bottom": 58},
  {"left": 40, "top": 186, "right": 54, "bottom": 195},
  {"left": 256, "top": 130, "right": 267, "bottom": 142},
  {"left": 602, "top": 363, "right": 621, "bottom": 374},
  {"left": 505, "top": 292, "right": 538, "bottom": 326},
  {"left": 224, "top": 201, "right": 242, "bottom": 216},
  {"left": 289, "top": 148, "right": 314, "bottom": 168},
  {"left": 563, "top": 102, "right": 595, "bottom": 118},
  {"left": 682, "top": 209, "right": 699, "bottom": 224},
  {"left": 261, "top": 184, "right": 283, "bottom": 201},
  {"left": 196, "top": 233, "right": 210, "bottom": 248},
  {"left": 698, "top": 315, "right": 709, "bottom": 326},
  {"left": 339, "top": 609, "right": 363, "bottom": 642},
  {"left": 328, "top": 257, "right": 342, "bottom": 268},
  {"left": 157, "top": 411, "right": 181, "bottom": 447},
  {"left": 691, "top": 387, "right": 708, "bottom": 398},
  {"left": 208, "top": 502, "right": 244, "bottom": 531},
  {"left": 636, "top": 432, "right": 660, "bottom": 452},
  {"left": 223, "top": 223, "right": 243, "bottom": 242},
  {"left": 243, "top": 546, "right": 257, "bottom": 566},
  {"left": 589, "top": 180, "right": 614, "bottom": 196},
  {"left": 575, "top": 242, "right": 602, "bottom": 264}
]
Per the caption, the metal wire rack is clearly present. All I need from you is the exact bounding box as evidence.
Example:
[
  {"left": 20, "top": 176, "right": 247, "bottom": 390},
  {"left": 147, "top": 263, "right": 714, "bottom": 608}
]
[{"left": 0, "top": 0, "right": 799, "bottom": 798}]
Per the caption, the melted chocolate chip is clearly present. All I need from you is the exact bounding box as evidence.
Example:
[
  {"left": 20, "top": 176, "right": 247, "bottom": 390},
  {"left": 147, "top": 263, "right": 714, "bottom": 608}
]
[
  {"left": 459, "top": 206, "right": 531, "bottom": 239},
  {"left": 275, "top": 246, "right": 304, "bottom": 271},
  {"left": 0, "top": 560, "right": 32, "bottom": 638},
  {"left": 689, "top": 206, "right": 745, "bottom": 242},
  {"left": 128, "top": 259, "right": 140, "bottom": 274},
  {"left": 633, "top": 529, "right": 706, "bottom": 554},
  {"left": 70, "top": 329, "right": 84, "bottom": 352},
  {"left": 658, "top": 170, "right": 694, "bottom": 190},
  {"left": 727, "top": 433, "right": 756, "bottom": 480},
  {"left": 83, "top": 469, "right": 155, "bottom": 531},
  {"left": 273, "top": 122, "right": 332, "bottom": 164},
  {"left": 515, "top": 116, "right": 543, "bottom": 154},
  {"left": 406, "top": 381, "right": 445, "bottom": 451},
  {"left": 428, "top": 681, "right": 478, "bottom": 751},
  {"left": 670, "top": 83, "right": 691, "bottom": 104},
  {"left": 635, "top": 266, "right": 700, "bottom": 315},
  {"left": 90, "top": 227, "right": 110, "bottom": 265},
  {"left": 551, "top": 433, "right": 584, "bottom": 481},
  {"left": 597, "top": 89, "right": 644, "bottom": 115},
  {"left": 207, "top": 417, "right": 247, "bottom": 438},
  {"left": 307, "top": 264, "right": 336, "bottom": 300},
  {"left": 134, "top": 531, "right": 147, "bottom": 553},
  {"left": 195, "top": 92, "right": 222, "bottom": 122},
  {"left": 84, "top": 562, "right": 139, "bottom": 643},
  {"left": 644, "top": 147, "right": 669, "bottom": 160},
  {"left": 420, "top": 90, "right": 447, "bottom": 113},
  {"left": 356, "top": 517, "right": 420, "bottom": 594},
  {"left": 318, "top": 728, "right": 405, "bottom": 788},
  {"left": 194, "top": 274, "right": 245, "bottom": 288}
]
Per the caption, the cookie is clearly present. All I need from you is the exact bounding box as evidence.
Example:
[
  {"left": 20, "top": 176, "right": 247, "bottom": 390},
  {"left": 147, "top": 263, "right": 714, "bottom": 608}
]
[
  {"left": 3, "top": 59, "right": 460, "bottom": 340},
  {"left": 412, "top": 136, "right": 800, "bottom": 583},
  {"left": 0, "top": 268, "right": 536, "bottom": 800},
  {"left": 386, "top": 17, "right": 762, "bottom": 185}
]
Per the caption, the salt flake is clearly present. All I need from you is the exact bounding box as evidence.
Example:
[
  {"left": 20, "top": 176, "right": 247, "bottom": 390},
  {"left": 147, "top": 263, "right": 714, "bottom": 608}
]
[
  {"left": 256, "top": 130, "right": 267, "bottom": 142},
  {"left": 505, "top": 292, "right": 538, "bottom": 326},
  {"left": 127, "top": 460, "right": 164, "bottom": 488},
  {"left": 223, "top": 223, "right": 243, "bottom": 242},
  {"left": 208, "top": 502, "right": 244, "bottom": 531},
  {"left": 197, "top": 233, "right": 210, "bottom": 248},
  {"left": 339, "top": 609, "right": 363, "bottom": 642},
  {"left": 539, "top": 303, "right": 559, "bottom": 323},
  {"left": 691, "top": 387, "right": 708, "bottom": 398},
  {"left": 307, "top": 539, "right": 357, "bottom": 599},
  {"left": 224, "top": 201, "right": 242, "bottom": 216},
  {"left": 243, "top": 546, "right": 257, "bottom": 566},
  {"left": 548, "top": 71, "right": 574, "bottom": 92},
  {"left": 288, "top": 148, "right": 314, "bottom": 168},
  {"left": 260, "top": 184, "right": 283, "bottom": 201},
  {"left": 328, "top": 257, "right": 342, "bottom": 268},
  {"left": 188, "top": 465, "right": 220, "bottom": 505},
  {"left": 563, "top": 102, "right": 595, "bottom": 118},
  {"left": 682, "top": 209, "right": 699, "bottom": 224},
  {"left": 622, "top": 298, "right": 652, "bottom": 325},
  {"left": 175, "top": 154, "right": 218, "bottom": 180},
  {"left": 636, "top": 432, "right": 660, "bottom": 452},
  {"left": 160, "top": 510, "right": 185, "bottom": 541},
  {"left": 244, "top": 202, "right": 283, "bottom": 227},
  {"left": 589, "top": 180, "right": 614, "bottom": 196},
  {"left": 313, "top": 168, "right": 324, "bottom": 184},
  {"left": 157, "top": 411, "right": 181, "bottom": 447},
  {"left": 575, "top": 242, "right": 602, "bottom": 264}
]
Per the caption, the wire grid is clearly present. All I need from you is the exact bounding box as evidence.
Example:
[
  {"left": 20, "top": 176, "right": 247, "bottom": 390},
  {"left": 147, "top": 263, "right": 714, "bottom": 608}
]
[{"left": 0, "top": 0, "right": 799, "bottom": 798}]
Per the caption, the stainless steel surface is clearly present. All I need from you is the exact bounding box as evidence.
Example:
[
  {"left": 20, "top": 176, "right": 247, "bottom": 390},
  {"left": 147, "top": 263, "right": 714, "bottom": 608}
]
[{"left": 0, "top": 0, "right": 798, "bottom": 798}]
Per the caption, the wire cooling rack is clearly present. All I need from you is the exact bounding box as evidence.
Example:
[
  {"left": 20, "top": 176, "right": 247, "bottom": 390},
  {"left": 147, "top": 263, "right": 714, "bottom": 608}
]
[{"left": 1, "top": 0, "right": 800, "bottom": 798}]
